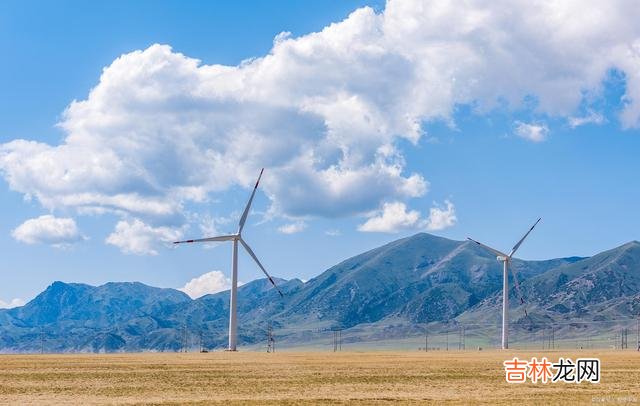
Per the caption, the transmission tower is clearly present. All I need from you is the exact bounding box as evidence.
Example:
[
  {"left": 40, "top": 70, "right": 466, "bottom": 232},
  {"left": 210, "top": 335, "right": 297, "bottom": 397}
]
[
  {"left": 637, "top": 314, "right": 640, "bottom": 351},
  {"left": 425, "top": 328, "right": 428, "bottom": 352},
  {"left": 332, "top": 328, "right": 342, "bottom": 352},
  {"left": 180, "top": 323, "right": 188, "bottom": 353},
  {"left": 446, "top": 328, "right": 449, "bottom": 351},
  {"left": 199, "top": 330, "right": 205, "bottom": 353},
  {"left": 458, "top": 325, "right": 465, "bottom": 350},
  {"left": 267, "top": 323, "right": 275, "bottom": 353}
]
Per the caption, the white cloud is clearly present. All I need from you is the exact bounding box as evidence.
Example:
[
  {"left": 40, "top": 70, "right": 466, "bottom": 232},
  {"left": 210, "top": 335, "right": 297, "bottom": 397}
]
[
  {"left": 105, "top": 219, "right": 183, "bottom": 255},
  {"left": 358, "top": 202, "right": 421, "bottom": 233},
  {"left": 514, "top": 121, "right": 549, "bottom": 142},
  {"left": 12, "top": 215, "right": 84, "bottom": 247},
  {"left": 197, "top": 214, "right": 221, "bottom": 238},
  {"left": 2, "top": 1, "right": 640, "bottom": 247},
  {"left": 0, "top": 298, "right": 25, "bottom": 309},
  {"left": 424, "top": 200, "right": 457, "bottom": 231},
  {"left": 359, "top": 200, "right": 457, "bottom": 233},
  {"left": 179, "top": 270, "right": 241, "bottom": 298},
  {"left": 568, "top": 110, "right": 606, "bottom": 128},
  {"left": 325, "top": 229, "right": 341, "bottom": 236},
  {"left": 278, "top": 221, "right": 307, "bottom": 234}
]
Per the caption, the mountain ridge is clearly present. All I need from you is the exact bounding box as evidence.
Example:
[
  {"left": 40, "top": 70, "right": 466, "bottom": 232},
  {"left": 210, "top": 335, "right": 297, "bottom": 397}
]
[{"left": 1, "top": 233, "right": 638, "bottom": 352}]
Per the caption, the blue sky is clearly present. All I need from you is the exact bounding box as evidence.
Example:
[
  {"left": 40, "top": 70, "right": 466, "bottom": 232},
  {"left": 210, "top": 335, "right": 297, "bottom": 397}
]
[{"left": 1, "top": 0, "right": 639, "bottom": 306}]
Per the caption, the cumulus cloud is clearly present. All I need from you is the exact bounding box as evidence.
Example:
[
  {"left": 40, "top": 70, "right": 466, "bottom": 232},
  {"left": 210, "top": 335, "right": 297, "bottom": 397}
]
[
  {"left": 105, "top": 219, "right": 182, "bottom": 255},
  {"left": 514, "top": 121, "right": 549, "bottom": 142},
  {"left": 424, "top": 200, "right": 457, "bottom": 231},
  {"left": 278, "top": 221, "right": 307, "bottom": 234},
  {"left": 179, "top": 270, "right": 240, "bottom": 298},
  {"left": 358, "top": 200, "right": 457, "bottom": 233},
  {"left": 358, "top": 202, "right": 421, "bottom": 233},
  {"left": 2, "top": 0, "right": 640, "bottom": 249},
  {"left": 12, "top": 215, "right": 84, "bottom": 247},
  {"left": 0, "top": 298, "right": 25, "bottom": 309}
]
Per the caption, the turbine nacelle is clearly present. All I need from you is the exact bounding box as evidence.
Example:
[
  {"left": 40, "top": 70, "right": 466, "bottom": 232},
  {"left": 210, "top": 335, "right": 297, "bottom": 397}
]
[{"left": 496, "top": 255, "right": 508, "bottom": 262}]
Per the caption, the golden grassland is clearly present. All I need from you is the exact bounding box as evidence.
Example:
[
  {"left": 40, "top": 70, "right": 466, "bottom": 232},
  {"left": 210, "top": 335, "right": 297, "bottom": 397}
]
[{"left": 0, "top": 350, "right": 638, "bottom": 405}]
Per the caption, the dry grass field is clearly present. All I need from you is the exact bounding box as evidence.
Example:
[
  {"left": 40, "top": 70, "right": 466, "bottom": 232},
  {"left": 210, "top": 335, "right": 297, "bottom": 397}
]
[{"left": 1, "top": 350, "right": 639, "bottom": 405}]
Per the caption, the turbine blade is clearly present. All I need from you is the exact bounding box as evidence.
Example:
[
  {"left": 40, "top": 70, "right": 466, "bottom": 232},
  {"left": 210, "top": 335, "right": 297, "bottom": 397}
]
[
  {"left": 466, "top": 238, "right": 508, "bottom": 258},
  {"left": 238, "top": 168, "right": 264, "bottom": 233},
  {"left": 509, "top": 217, "right": 542, "bottom": 258},
  {"left": 239, "top": 238, "right": 283, "bottom": 297},
  {"left": 173, "top": 235, "right": 236, "bottom": 244}
]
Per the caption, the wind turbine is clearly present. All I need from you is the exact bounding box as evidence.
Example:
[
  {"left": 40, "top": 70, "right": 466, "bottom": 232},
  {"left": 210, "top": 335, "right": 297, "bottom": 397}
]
[
  {"left": 173, "top": 168, "right": 282, "bottom": 351},
  {"left": 467, "top": 218, "right": 541, "bottom": 350}
]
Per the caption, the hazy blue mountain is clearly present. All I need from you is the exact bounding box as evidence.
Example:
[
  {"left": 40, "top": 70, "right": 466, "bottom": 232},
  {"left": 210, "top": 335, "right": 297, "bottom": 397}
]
[
  {"left": 0, "top": 281, "right": 191, "bottom": 352},
  {"left": 9, "top": 281, "right": 190, "bottom": 327},
  {"left": 1, "top": 233, "right": 637, "bottom": 353}
]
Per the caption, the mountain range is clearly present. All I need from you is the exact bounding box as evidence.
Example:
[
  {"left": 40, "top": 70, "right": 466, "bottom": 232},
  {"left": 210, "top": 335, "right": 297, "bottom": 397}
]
[{"left": 1, "top": 233, "right": 639, "bottom": 352}]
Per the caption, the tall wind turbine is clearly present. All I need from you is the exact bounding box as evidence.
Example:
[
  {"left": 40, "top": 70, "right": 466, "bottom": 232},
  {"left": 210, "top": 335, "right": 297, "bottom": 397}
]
[
  {"left": 173, "top": 168, "right": 282, "bottom": 351},
  {"left": 467, "top": 218, "right": 541, "bottom": 350}
]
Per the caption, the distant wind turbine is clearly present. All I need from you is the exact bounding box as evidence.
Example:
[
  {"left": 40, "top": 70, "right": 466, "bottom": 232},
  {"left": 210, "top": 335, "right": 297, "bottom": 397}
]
[
  {"left": 467, "top": 218, "right": 541, "bottom": 350},
  {"left": 173, "top": 168, "right": 282, "bottom": 351}
]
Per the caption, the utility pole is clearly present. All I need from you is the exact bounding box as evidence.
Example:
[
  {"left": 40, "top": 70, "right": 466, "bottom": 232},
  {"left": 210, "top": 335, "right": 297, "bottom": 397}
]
[{"left": 425, "top": 328, "right": 428, "bottom": 352}]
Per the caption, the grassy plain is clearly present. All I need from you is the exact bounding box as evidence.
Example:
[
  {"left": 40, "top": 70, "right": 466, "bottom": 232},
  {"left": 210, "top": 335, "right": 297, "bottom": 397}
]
[{"left": 0, "top": 350, "right": 638, "bottom": 405}]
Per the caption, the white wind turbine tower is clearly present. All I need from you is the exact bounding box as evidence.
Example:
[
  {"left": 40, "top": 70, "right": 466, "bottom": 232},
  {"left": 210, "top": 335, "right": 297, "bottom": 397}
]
[
  {"left": 173, "top": 168, "right": 282, "bottom": 351},
  {"left": 467, "top": 218, "right": 541, "bottom": 350}
]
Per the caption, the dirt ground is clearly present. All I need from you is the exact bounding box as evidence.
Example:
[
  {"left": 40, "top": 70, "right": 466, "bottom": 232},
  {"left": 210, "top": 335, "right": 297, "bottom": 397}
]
[{"left": 0, "top": 350, "right": 638, "bottom": 405}]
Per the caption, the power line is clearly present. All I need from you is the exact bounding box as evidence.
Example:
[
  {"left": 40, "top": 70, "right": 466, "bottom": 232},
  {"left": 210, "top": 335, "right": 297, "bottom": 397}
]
[{"left": 269, "top": 317, "right": 640, "bottom": 334}]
